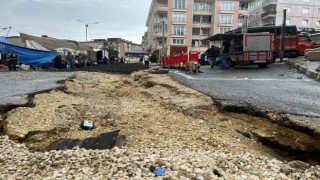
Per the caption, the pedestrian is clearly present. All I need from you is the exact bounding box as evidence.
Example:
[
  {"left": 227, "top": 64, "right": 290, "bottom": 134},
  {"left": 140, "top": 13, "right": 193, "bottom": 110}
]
[
  {"left": 0, "top": 50, "right": 7, "bottom": 65},
  {"left": 198, "top": 52, "right": 201, "bottom": 65},
  {"left": 220, "top": 38, "right": 231, "bottom": 69},
  {"left": 53, "top": 54, "right": 62, "bottom": 69},
  {"left": 65, "top": 51, "right": 75, "bottom": 69},
  {"left": 143, "top": 54, "right": 149, "bottom": 68},
  {"left": 83, "top": 54, "right": 88, "bottom": 68},
  {"left": 8, "top": 51, "right": 18, "bottom": 71},
  {"left": 205, "top": 45, "right": 219, "bottom": 68},
  {"left": 102, "top": 56, "right": 108, "bottom": 64}
]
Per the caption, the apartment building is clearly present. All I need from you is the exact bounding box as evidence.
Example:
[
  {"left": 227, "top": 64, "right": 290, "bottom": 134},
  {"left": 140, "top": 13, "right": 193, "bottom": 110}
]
[
  {"left": 142, "top": 0, "right": 249, "bottom": 56},
  {"left": 248, "top": 0, "right": 320, "bottom": 29}
]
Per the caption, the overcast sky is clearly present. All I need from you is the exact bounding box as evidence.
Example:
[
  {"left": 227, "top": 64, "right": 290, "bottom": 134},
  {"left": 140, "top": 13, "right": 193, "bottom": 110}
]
[{"left": 0, "top": 0, "right": 151, "bottom": 44}]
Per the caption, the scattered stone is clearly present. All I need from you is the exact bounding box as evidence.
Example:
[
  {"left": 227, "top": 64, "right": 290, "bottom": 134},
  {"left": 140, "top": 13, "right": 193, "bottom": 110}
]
[
  {"left": 48, "top": 130, "right": 126, "bottom": 150},
  {"left": 236, "top": 130, "right": 251, "bottom": 139},
  {"left": 289, "top": 160, "right": 310, "bottom": 171}
]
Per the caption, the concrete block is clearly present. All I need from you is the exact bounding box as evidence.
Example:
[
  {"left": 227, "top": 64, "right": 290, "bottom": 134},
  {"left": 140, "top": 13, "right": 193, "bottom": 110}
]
[
  {"left": 305, "top": 49, "right": 320, "bottom": 61},
  {"left": 299, "top": 66, "right": 308, "bottom": 74},
  {"left": 306, "top": 70, "right": 318, "bottom": 79}
]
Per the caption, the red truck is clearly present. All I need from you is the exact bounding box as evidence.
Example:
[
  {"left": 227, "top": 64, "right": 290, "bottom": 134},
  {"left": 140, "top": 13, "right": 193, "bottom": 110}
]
[
  {"left": 225, "top": 25, "right": 320, "bottom": 61},
  {"left": 206, "top": 33, "right": 274, "bottom": 68}
]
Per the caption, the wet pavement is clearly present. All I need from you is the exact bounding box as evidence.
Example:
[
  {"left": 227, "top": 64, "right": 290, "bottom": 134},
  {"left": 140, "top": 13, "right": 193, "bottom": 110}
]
[
  {"left": 169, "top": 62, "right": 320, "bottom": 136},
  {"left": 0, "top": 71, "right": 74, "bottom": 106},
  {"left": 0, "top": 64, "right": 147, "bottom": 107}
]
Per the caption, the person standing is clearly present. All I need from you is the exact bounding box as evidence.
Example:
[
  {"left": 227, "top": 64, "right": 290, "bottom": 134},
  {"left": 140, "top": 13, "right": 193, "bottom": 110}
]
[
  {"left": 8, "top": 51, "right": 18, "bottom": 71},
  {"left": 205, "top": 45, "right": 219, "bottom": 68},
  {"left": 53, "top": 54, "right": 62, "bottom": 69},
  {"left": 220, "top": 38, "right": 231, "bottom": 69},
  {"left": 143, "top": 54, "right": 149, "bottom": 68},
  {"left": 0, "top": 50, "right": 7, "bottom": 65},
  {"left": 65, "top": 51, "right": 75, "bottom": 69}
]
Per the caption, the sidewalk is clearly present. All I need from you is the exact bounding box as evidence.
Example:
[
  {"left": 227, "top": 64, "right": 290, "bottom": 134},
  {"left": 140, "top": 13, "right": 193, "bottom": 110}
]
[{"left": 287, "top": 56, "right": 320, "bottom": 81}]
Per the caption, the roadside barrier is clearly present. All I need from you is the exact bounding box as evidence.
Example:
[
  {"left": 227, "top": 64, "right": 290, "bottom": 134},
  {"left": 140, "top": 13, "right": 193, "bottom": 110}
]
[{"left": 162, "top": 51, "right": 199, "bottom": 68}]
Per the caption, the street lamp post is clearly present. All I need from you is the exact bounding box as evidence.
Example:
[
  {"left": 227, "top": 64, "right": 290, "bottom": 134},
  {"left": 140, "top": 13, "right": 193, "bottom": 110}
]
[
  {"left": 159, "top": 19, "right": 166, "bottom": 65},
  {"left": 77, "top": 20, "right": 99, "bottom": 42}
]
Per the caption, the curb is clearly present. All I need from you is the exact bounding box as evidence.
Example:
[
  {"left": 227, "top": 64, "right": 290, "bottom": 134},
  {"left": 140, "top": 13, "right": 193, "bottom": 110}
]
[{"left": 287, "top": 60, "right": 320, "bottom": 81}]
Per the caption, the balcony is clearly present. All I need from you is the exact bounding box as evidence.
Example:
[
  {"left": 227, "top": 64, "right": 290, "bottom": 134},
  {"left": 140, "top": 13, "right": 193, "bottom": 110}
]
[
  {"left": 220, "top": 9, "right": 234, "bottom": 14},
  {"left": 156, "top": 3, "right": 168, "bottom": 12},
  {"left": 193, "top": 11, "right": 212, "bottom": 16},
  {"left": 261, "top": 11, "right": 277, "bottom": 19},
  {"left": 262, "top": 0, "right": 277, "bottom": 8},
  {"left": 154, "top": 32, "right": 167, "bottom": 37}
]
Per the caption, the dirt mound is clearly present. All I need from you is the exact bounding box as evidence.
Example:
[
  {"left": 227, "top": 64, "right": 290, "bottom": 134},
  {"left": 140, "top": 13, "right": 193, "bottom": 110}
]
[{"left": 48, "top": 63, "right": 148, "bottom": 74}]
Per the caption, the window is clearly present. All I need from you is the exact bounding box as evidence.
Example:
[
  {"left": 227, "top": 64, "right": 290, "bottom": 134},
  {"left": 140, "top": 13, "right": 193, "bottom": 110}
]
[
  {"left": 284, "top": 7, "right": 291, "bottom": 13},
  {"left": 173, "top": 13, "right": 186, "bottom": 22},
  {"left": 220, "top": 27, "right": 232, "bottom": 33},
  {"left": 192, "top": 28, "right": 200, "bottom": 35},
  {"left": 158, "top": 1, "right": 167, "bottom": 7},
  {"left": 192, "top": 28, "right": 210, "bottom": 36},
  {"left": 192, "top": 40, "right": 209, "bottom": 47},
  {"left": 286, "top": 19, "right": 291, "bottom": 25},
  {"left": 155, "top": 24, "right": 167, "bottom": 33},
  {"left": 318, "top": 8, "right": 320, "bottom": 13},
  {"left": 173, "top": 0, "right": 186, "bottom": 9},
  {"left": 249, "top": 4, "right": 253, "bottom": 10},
  {"left": 221, "top": 2, "right": 234, "bottom": 11},
  {"left": 193, "top": 15, "right": 211, "bottom": 24},
  {"left": 257, "top": 0, "right": 261, "bottom": 6},
  {"left": 220, "top": 15, "right": 232, "bottom": 24},
  {"left": 202, "top": 28, "right": 210, "bottom": 36},
  {"left": 317, "top": 20, "right": 320, "bottom": 26},
  {"left": 255, "top": 11, "right": 259, "bottom": 17},
  {"left": 302, "top": 19, "right": 309, "bottom": 26},
  {"left": 172, "top": 38, "right": 184, "bottom": 44},
  {"left": 193, "top": 2, "right": 212, "bottom": 11},
  {"left": 302, "top": 8, "right": 309, "bottom": 14},
  {"left": 172, "top": 26, "right": 186, "bottom": 35}
]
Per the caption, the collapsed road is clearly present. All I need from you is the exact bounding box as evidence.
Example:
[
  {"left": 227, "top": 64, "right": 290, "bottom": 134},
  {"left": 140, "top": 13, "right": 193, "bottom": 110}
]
[
  {"left": 170, "top": 62, "right": 320, "bottom": 137},
  {"left": 0, "top": 64, "right": 320, "bottom": 179}
]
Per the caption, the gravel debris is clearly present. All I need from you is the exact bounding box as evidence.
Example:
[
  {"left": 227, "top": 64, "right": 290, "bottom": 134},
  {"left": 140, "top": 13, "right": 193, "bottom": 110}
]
[{"left": 1, "top": 135, "right": 319, "bottom": 179}]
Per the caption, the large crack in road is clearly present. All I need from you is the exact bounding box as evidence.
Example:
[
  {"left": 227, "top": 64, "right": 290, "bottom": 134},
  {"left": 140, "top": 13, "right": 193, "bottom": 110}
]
[{"left": 0, "top": 70, "right": 320, "bottom": 165}]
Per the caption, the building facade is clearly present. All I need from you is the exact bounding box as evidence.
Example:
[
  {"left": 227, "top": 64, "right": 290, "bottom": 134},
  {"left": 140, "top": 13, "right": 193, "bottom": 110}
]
[
  {"left": 248, "top": 0, "right": 320, "bottom": 29},
  {"left": 142, "top": 0, "right": 249, "bottom": 56},
  {"left": 84, "top": 38, "right": 142, "bottom": 58}
]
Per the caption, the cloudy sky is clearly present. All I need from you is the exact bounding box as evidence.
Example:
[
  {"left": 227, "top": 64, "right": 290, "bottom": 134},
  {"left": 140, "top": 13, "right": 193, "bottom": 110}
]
[{"left": 0, "top": 0, "right": 151, "bottom": 44}]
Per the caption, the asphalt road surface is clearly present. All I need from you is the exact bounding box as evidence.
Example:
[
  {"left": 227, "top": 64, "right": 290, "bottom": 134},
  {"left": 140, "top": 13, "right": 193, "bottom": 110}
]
[
  {"left": 169, "top": 62, "right": 320, "bottom": 118},
  {"left": 0, "top": 71, "right": 74, "bottom": 106}
]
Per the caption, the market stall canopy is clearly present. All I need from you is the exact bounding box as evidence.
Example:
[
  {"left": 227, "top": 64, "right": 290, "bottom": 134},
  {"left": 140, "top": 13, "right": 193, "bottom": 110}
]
[
  {"left": 0, "top": 36, "right": 58, "bottom": 66},
  {"left": 125, "top": 51, "right": 149, "bottom": 55},
  {"left": 0, "top": 36, "right": 10, "bottom": 44},
  {"left": 20, "top": 33, "right": 91, "bottom": 51},
  {"left": 203, "top": 34, "right": 240, "bottom": 41},
  {"left": 55, "top": 47, "right": 76, "bottom": 53}
]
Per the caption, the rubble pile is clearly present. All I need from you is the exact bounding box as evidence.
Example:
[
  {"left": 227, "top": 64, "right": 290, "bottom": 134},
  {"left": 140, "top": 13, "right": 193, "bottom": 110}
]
[{"left": 1, "top": 136, "right": 320, "bottom": 179}]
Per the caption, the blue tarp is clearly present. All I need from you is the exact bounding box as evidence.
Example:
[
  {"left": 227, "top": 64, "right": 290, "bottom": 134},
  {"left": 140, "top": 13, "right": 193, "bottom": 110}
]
[
  {"left": 0, "top": 36, "right": 58, "bottom": 66},
  {"left": 0, "top": 36, "right": 10, "bottom": 44}
]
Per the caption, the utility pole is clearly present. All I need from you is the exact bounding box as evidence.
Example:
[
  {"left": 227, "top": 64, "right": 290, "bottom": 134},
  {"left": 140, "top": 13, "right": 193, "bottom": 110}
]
[
  {"left": 280, "top": 9, "right": 287, "bottom": 62},
  {"left": 77, "top": 20, "right": 99, "bottom": 42},
  {"left": 241, "top": 15, "right": 248, "bottom": 34},
  {"left": 6, "top": 26, "right": 12, "bottom": 37},
  {"left": 161, "top": 20, "right": 165, "bottom": 65}
]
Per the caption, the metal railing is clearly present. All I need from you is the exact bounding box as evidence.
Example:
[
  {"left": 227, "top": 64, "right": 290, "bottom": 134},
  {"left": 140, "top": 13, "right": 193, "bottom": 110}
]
[
  {"left": 262, "top": 0, "right": 277, "bottom": 8},
  {"left": 261, "top": 11, "right": 277, "bottom": 18}
]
